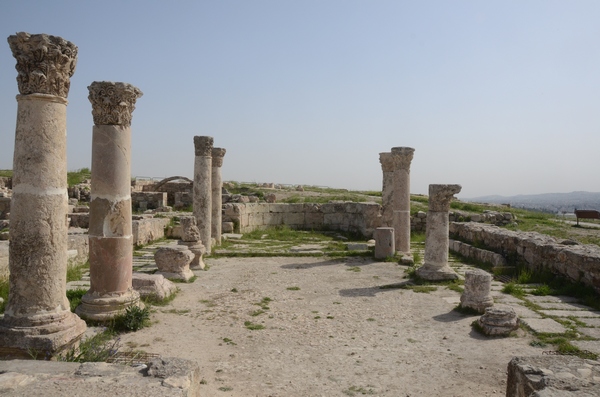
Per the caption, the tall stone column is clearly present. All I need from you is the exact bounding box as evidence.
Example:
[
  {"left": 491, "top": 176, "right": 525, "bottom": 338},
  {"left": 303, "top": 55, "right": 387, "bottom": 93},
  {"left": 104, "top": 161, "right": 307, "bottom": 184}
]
[
  {"left": 416, "top": 184, "right": 462, "bottom": 281},
  {"left": 391, "top": 147, "right": 415, "bottom": 255},
  {"left": 211, "top": 147, "right": 226, "bottom": 245},
  {"left": 0, "top": 32, "right": 86, "bottom": 357},
  {"left": 379, "top": 152, "right": 394, "bottom": 227},
  {"left": 76, "top": 81, "right": 143, "bottom": 321},
  {"left": 193, "top": 136, "right": 214, "bottom": 254}
]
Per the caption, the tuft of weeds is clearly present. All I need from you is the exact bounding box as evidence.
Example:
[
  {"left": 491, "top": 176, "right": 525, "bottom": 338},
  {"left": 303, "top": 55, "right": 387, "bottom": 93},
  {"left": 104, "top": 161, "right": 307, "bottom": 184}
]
[
  {"left": 66, "top": 261, "right": 90, "bottom": 283},
  {"left": 453, "top": 304, "right": 481, "bottom": 316},
  {"left": 112, "top": 305, "right": 151, "bottom": 332},
  {"left": 408, "top": 285, "right": 437, "bottom": 293},
  {"left": 346, "top": 266, "right": 361, "bottom": 272},
  {"left": 170, "top": 275, "right": 198, "bottom": 283},
  {"left": 142, "top": 288, "right": 180, "bottom": 306},
  {"left": 0, "top": 277, "right": 8, "bottom": 313},
  {"left": 531, "top": 284, "right": 552, "bottom": 296},
  {"left": 250, "top": 309, "right": 265, "bottom": 317},
  {"left": 66, "top": 288, "right": 88, "bottom": 312},
  {"left": 59, "top": 330, "right": 120, "bottom": 362},
  {"left": 222, "top": 337, "right": 236, "bottom": 345},
  {"left": 286, "top": 286, "right": 301, "bottom": 291},
  {"left": 244, "top": 321, "right": 265, "bottom": 330},
  {"left": 502, "top": 282, "right": 526, "bottom": 298}
]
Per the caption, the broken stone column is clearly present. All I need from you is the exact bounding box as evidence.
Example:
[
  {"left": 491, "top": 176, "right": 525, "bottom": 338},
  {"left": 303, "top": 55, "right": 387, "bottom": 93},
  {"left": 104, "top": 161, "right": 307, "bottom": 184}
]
[
  {"left": 379, "top": 152, "right": 395, "bottom": 227},
  {"left": 0, "top": 32, "right": 86, "bottom": 357},
  {"left": 193, "top": 136, "right": 213, "bottom": 254},
  {"left": 373, "top": 227, "right": 395, "bottom": 259},
  {"left": 155, "top": 246, "right": 195, "bottom": 281},
  {"left": 477, "top": 306, "right": 519, "bottom": 336},
  {"left": 211, "top": 148, "right": 226, "bottom": 246},
  {"left": 178, "top": 215, "right": 206, "bottom": 270},
  {"left": 416, "top": 184, "right": 461, "bottom": 281},
  {"left": 391, "top": 147, "right": 415, "bottom": 255},
  {"left": 460, "top": 269, "right": 494, "bottom": 313},
  {"left": 76, "top": 81, "right": 143, "bottom": 321}
]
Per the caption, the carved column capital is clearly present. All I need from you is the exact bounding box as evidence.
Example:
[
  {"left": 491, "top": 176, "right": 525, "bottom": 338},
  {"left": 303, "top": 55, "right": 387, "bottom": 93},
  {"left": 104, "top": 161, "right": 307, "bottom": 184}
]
[
  {"left": 211, "top": 148, "right": 226, "bottom": 167},
  {"left": 194, "top": 136, "right": 214, "bottom": 157},
  {"left": 379, "top": 152, "right": 394, "bottom": 172},
  {"left": 391, "top": 147, "right": 415, "bottom": 170},
  {"left": 8, "top": 32, "right": 78, "bottom": 98},
  {"left": 429, "top": 184, "right": 462, "bottom": 212},
  {"left": 88, "top": 81, "right": 143, "bottom": 126}
]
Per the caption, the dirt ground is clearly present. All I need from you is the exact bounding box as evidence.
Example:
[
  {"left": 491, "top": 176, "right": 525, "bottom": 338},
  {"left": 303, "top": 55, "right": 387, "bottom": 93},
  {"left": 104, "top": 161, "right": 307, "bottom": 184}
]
[{"left": 118, "top": 256, "right": 541, "bottom": 397}]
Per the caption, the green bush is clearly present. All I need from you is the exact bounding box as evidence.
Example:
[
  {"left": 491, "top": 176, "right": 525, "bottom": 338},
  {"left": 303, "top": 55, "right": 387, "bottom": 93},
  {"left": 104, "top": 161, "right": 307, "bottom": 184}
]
[{"left": 113, "top": 305, "right": 150, "bottom": 332}]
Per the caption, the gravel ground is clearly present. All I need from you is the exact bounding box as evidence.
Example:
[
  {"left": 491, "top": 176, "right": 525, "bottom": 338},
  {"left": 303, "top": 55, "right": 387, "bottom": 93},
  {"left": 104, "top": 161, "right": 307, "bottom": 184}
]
[{"left": 119, "top": 256, "right": 541, "bottom": 397}]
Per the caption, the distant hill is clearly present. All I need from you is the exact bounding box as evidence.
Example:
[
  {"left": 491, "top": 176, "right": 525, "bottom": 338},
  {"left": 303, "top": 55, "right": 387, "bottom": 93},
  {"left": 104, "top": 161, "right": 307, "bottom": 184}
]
[{"left": 463, "top": 191, "right": 600, "bottom": 213}]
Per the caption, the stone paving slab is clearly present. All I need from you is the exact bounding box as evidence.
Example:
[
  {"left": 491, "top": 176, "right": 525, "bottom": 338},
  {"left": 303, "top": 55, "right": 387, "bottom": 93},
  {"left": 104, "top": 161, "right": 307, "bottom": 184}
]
[
  {"left": 525, "top": 295, "right": 580, "bottom": 304},
  {"left": 578, "top": 327, "right": 600, "bottom": 339},
  {"left": 442, "top": 296, "right": 461, "bottom": 305},
  {"left": 510, "top": 304, "right": 543, "bottom": 319},
  {"left": 533, "top": 302, "right": 590, "bottom": 311},
  {"left": 492, "top": 293, "right": 524, "bottom": 304},
  {"left": 66, "top": 281, "right": 90, "bottom": 290},
  {"left": 539, "top": 310, "right": 600, "bottom": 318},
  {"left": 579, "top": 318, "right": 600, "bottom": 327},
  {"left": 520, "top": 318, "right": 568, "bottom": 334},
  {"left": 572, "top": 340, "right": 600, "bottom": 355}
]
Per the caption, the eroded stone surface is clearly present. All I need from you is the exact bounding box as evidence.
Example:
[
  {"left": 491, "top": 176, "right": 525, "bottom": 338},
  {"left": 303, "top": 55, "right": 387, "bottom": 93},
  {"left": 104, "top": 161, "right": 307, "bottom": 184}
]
[
  {"left": 373, "top": 227, "right": 395, "bottom": 259},
  {"left": 478, "top": 305, "right": 519, "bottom": 336},
  {"left": 390, "top": 147, "right": 414, "bottom": 254},
  {"left": 155, "top": 246, "right": 195, "bottom": 281},
  {"left": 460, "top": 269, "right": 494, "bottom": 313},
  {"left": 132, "top": 273, "right": 178, "bottom": 301}
]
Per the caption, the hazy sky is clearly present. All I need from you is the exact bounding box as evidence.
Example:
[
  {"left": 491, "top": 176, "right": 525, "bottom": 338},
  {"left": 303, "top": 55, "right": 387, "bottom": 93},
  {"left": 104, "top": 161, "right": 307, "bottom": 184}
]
[{"left": 1, "top": 1, "right": 599, "bottom": 198}]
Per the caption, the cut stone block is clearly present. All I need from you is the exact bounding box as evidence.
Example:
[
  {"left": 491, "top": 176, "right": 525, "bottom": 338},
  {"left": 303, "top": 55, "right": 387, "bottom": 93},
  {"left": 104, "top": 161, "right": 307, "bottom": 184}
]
[
  {"left": 521, "top": 318, "right": 568, "bottom": 334},
  {"left": 132, "top": 273, "right": 178, "bottom": 301}
]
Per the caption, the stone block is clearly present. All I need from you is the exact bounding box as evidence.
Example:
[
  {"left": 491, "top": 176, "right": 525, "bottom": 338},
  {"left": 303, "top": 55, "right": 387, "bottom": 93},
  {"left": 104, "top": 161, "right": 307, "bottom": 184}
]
[{"left": 132, "top": 273, "right": 178, "bottom": 301}]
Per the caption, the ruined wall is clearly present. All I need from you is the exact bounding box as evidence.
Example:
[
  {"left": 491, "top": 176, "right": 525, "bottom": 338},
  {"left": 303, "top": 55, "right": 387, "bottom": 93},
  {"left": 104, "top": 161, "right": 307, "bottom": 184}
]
[
  {"left": 132, "top": 192, "right": 168, "bottom": 211},
  {"left": 450, "top": 222, "right": 600, "bottom": 293},
  {"left": 142, "top": 181, "right": 192, "bottom": 207},
  {"left": 223, "top": 202, "right": 382, "bottom": 237},
  {"left": 132, "top": 217, "right": 170, "bottom": 246}
]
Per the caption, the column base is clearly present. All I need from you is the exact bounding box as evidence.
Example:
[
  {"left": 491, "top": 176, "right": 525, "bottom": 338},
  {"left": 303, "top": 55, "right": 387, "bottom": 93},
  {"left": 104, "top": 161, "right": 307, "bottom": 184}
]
[
  {"left": 0, "top": 310, "right": 86, "bottom": 359},
  {"left": 178, "top": 241, "right": 206, "bottom": 270},
  {"left": 416, "top": 264, "right": 459, "bottom": 281},
  {"left": 76, "top": 288, "right": 141, "bottom": 321},
  {"left": 156, "top": 269, "right": 195, "bottom": 282}
]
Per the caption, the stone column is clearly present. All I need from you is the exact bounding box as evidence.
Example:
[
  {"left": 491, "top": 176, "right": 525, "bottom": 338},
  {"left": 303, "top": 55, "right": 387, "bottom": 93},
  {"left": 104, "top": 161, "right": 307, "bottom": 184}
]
[
  {"left": 391, "top": 147, "right": 415, "bottom": 255},
  {"left": 416, "top": 184, "right": 461, "bottom": 281},
  {"left": 379, "top": 152, "right": 394, "bottom": 227},
  {"left": 460, "top": 269, "right": 494, "bottom": 313},
  {"left": 76, "top": 81, "right": 143, "bottom": 321},
  {"left": 193, "top": 136, "right": 214, "bottom": 254},
  {"left": 0, "top": 32, "right": 86, "bottom": 357},
  {"left": 211, "top": 148, "right": 226, "bottom": 245}
]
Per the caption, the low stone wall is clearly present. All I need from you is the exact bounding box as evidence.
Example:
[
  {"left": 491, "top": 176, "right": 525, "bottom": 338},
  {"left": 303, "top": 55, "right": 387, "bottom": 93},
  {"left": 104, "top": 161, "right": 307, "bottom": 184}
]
[
  {"left": 449, "top": 239, "right": 508, "bottom": 268},
  {"left": 450, "top": 222, "right": 600, "bottom": 293},
  {"left": 506, "top": 355, "right": 600, "bottom": 396},
  {"left": 132, "top": 217, "right": 170, "bottom": 246},
  {"left": 410, "top": 210, "right": 515, "bottom": 232},
  {"left": 132, "top": 192, "right": 168, "bottom": 211},
  {"left": 223, "top": 202, "right": 382, "bottom": 237}
]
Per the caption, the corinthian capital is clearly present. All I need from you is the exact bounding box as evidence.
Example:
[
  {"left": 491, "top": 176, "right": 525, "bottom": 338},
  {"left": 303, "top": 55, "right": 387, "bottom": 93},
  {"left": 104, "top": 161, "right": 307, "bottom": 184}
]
[
  {"left": 8, "top": 32, "right": 78, "bottom": 98},
  {"left": 391, "top": 147, "right": 415, "bottom": 170},
  {"left": 429, "top": 184, "right": 462, "bottom": 212},
  {"left": 379, "top": 152, "right": 394, "bottom": 172},
  {"left": 88, "top": 81, "right": 143, "bottom": 126},
  {"left": 194, "top": 136, "right": 214, "bottom": 157},
  {"left": 211, "top": 148, "right": 226, "bottom": 167}
]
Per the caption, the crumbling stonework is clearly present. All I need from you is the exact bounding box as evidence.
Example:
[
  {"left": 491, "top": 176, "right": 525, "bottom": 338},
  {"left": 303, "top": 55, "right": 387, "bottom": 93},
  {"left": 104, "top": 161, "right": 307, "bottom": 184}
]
[
  {"left": 449, "top": 239, "right": 508, "bottom": 268},
  {"left": 132, "top": 191, "right": 167, "bottom": 211},
  {"left": 77, "top": 81, "right": 143, "bottom": 321},
  {"left": 450, "top": 222, "right": 600, "bottom": 293},
  {"left": 506, "top": 355, "right": 600, "bottom": 396},
  {"left": 417, "top": 184, "right": 461, "bottom": 280},
  {"left": 223, "top": 202, "right": 382, "bottom": 237},
  {"left": 0, "top": 32, "right": 86, "bottom": 357}
]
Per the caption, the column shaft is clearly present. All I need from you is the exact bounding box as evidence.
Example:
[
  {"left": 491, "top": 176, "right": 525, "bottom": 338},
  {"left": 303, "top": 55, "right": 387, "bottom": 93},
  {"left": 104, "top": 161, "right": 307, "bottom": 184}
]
[
  {"left": 379, "top": 152, "right": 394, "bottom": 227},
  {"left": 211, "top": 148, "right": 226, "bottom": 245},
  {"left": 193, "top": 136, "right": 214, "bottom": 254},
  {"left": 391, "top": 147, "right": 414, "bottom": 255}
]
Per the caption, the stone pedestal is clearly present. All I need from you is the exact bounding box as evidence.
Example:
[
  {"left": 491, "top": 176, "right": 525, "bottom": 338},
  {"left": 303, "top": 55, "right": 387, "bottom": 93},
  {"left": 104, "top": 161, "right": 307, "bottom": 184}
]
[
  {"left": 460, "top": 269, "right": 494, "bottom": 313},
  {"left": 391, "top": 147, "right": 414, "bottom": 255},
  {"left": 416, "top": 184, "right": 461, "bottom": 281},
  {"left": 155, "top": 246, "right": 195, "bottom": 281},
  {"left": 76, "top": 82, "right": 143, "bottom": 321},
  {"left": 179, "top": 216, "right": 206, "bottom": 270},
  {"left": 373, "top": 227, "right": 395, "bottom": 259},
  {"left": 211, "top": 148, "right": 226, "bottom": 246},
  {"left": 478, "top": 306, "right": 519, "bottom": 336},
  {"left": 193, "top": 136, "right": 213, "bottom": 254},
  {"left": 379, "top": 152, "right": 394, "bottom": 227},
  {"left": 0, "top": 32, "right": 86, "bottom": 358}
]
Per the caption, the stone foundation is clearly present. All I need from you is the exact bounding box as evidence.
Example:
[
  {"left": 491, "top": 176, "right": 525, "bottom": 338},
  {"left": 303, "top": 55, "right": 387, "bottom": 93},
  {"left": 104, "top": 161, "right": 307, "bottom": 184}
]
[
  {"left": 450, "top": 222, "right": 600, "bottom": 293},
  {"left": 132, "top": 191, "right": 167, "bottom": 211},
  {"left": 223, "top": 202, "right": 382, "bottom": 238}
]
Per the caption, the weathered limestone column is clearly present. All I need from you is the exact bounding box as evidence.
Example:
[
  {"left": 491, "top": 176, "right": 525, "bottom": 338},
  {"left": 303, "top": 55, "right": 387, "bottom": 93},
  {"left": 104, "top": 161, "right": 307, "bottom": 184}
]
[
  {"left": 391, "top": 147, "right": 415, "bottom": 255},
  {"left": 211, "top": 148, "right": 226, "bottom": 245},
  {"left": 416, "top": 184, "right": 461, "bottom": 281},
  {"left": 193, "top": 136, "right": 213, "bottom": 254},
  {"left": 0, "top": 32, "right": 86, "bottom": 357},
  {"left": 379, "top": 152, "right": 394, "bottom": 227},
  {"left": 460, "top": 269, "right": 494, "bottom": 313},
  {"left": 76, "top": 81, "right": 143, "bottom": 321}
]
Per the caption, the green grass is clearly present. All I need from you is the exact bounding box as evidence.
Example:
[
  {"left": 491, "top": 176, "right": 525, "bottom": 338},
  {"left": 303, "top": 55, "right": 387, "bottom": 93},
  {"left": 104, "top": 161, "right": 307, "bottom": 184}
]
[
  {"left": 286, "top": 286, "right": 301, "bottom": 291},
  {"left": 67, "top": 167, "right": 91, "bottom": 187},
  {"left": 66, "top": 288, "right": 88, "bottom": 312},
  {"left": 59, "top": 330, "right": 120, "bottom": 362},
  {"left": 0, "top": 277, "right": 9, "bottom": 313},
  {"left": 502, "top": 282, "right": 526, "bottom": 298},
  {"left": 244, "top": 321, "right": 265, "bottom": 330},
  {"left": 66, "top": 261, "right": 90, "bottom": 283},
  {"left": 0, "top": 170, "right": 13, "bottom": 178}
]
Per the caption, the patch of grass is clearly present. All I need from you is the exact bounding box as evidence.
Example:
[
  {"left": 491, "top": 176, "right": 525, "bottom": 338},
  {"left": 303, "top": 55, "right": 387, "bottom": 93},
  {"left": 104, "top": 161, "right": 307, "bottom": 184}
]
[
  {"left": 112, "top": 305, "right": 151, "bottom": 332},
  {"left": 0, "top": 277, "right": 9, "bottom": 313},
  {"left": 66, "top": 261, "right": 90, "bottom": 283},
  {"left": 532, "top": 333, "right": 598, "bottom": 360},
  {"left": 531, "top": 284, "right": 552, "bottom": 296},
  {"left": 446, "top": 282, "right": 464, "bottom": 294},
  {"left": 408, "top": 285, "right": 437, "bottom": 293},
  {"left": 67, "top": 167, "right": 91, "bottom": 187},
  {"left": 170, "top": 275, "right": 198, "bottom": 283},
  {"left": 244, "top": 321, "right": 265, "bottom": 330},
  {"left": 366, "top": 318, "right": 376, "bottom": 322},
  {"left": 286, "top": 286, "right": 301, "bottom": 291},
  {"left": 218, "top": 386, "right": 233, "bottom": 392},
  {"left": 410, "top": 232, "right": 426, "bottom": 244},
  {"left": 142, "top": 288, "right": 180, "bottom": 306},
  {"left": 0, "top": 170, "right": 13, "bottom": 178},
  {"left": 346, "top": 266, "right": 361, "bottom": 272},
  {"left": 59, "top": 330, "right": 120, "bottom": 362},
  {"left": 502, "top": 282, "right": 526, "bottom": 298},
  {"left": 453, "top": 304, "right": 481, "bottom": 316},
  {"left": 230, "top": 288, "right": 238, "bottom": 293},
  {"left": 250, "top": 309, "right": 265, "bottom": 317},
  {"left": 222, "top": 337, "right": 236, "bottom": 345},
  {"left": 342, "top": 385, "right": 376, "bottom": 396},
  {"left": 66, "top": 288, "right": 88, "bottom": 312}
]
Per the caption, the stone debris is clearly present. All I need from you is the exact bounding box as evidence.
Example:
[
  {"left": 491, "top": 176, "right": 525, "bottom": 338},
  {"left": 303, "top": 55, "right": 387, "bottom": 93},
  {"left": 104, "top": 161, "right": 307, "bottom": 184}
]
[{"left": 478, "top": 305, "right": 519, "bottom": 336}]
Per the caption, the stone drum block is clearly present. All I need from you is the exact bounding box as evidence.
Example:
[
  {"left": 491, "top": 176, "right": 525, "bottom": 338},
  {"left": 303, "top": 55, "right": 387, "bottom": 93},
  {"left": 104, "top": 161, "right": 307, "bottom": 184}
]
[
  {"left": 155, "top": 246, "right": 195, "bottom": 281},
  {"left": 460, "top": 269, "right": 494, "bottom": 313},
  {"left": 374, "top": 227, "right": 395, "bottom": 259}
]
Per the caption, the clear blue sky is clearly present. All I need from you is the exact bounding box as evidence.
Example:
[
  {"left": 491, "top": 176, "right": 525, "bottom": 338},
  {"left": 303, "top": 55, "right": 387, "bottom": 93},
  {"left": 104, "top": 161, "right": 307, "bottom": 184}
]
[{"left": 1, "top": 1, "right": 599, "bottom": 198}]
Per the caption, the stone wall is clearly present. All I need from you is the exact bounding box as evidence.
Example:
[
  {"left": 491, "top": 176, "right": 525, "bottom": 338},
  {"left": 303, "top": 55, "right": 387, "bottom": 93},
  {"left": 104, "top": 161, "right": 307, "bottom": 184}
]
[
  {"left": 449, "top": 239, "right": 507, "bottom": 268},
  {"left": 142, "top": 181, "right": 192, "bottom": 207},
  {"left": 132, "top": 192, "right": 168, "bottom": 211},
  {"left": 450, "top": 222, "right": 600, "bottom": 293},
  {"left": 132, "top": 216, "right": 170, "bottom": 246},
  {"left": 223, "top": 202, "right": 382, "bottom": 237}
]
